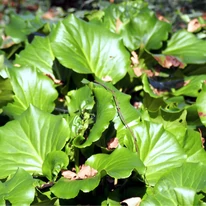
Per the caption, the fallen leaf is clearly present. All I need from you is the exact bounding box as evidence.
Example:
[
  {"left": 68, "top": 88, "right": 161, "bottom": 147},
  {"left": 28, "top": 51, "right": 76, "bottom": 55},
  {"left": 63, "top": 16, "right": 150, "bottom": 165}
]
[
  {"left": 62, "top": 170, "right": 77, "bottom": 180},
  {"left": 154, "top": 55, "right": 185, "bottom": 69},
  {"left": 121, "top": 197, "right": 141, "bottom": 206},
  {"left": 187, "top": 18, "right": 202, "bottom": 32},
  {"left": 131, "top": 51, "right": 139, "bottom": 66},
  {"left": 77, "top": 165, "right": 98, "bottom": 179},
  {"left": 107, "top": 137, "right": 119, "bottom": 150}
]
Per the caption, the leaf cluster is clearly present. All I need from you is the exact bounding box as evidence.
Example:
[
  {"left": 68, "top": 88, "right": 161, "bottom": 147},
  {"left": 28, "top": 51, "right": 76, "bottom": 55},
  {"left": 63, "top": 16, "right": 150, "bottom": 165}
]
[{"left": 0, "top": 0, "right": 206, "bottom": 205}]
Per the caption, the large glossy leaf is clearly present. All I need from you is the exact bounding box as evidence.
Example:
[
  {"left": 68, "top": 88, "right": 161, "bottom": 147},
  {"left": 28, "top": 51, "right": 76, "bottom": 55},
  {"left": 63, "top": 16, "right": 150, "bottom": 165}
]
[
  {"left": 73, "top": 87, "right": 116, "bottom": 148},
  {"left": 196, "top": 83, "right": 206, "bottom": 126},
  {"left": 0, "top": 105, "right": 70, "bottom": 178},
  {"left": 0, "top": 76, "right": 13, "bottom": 108},
  {"left": 0, "top": 168, "right": 35, "bottom": 205},
  {"left": 86, "top": 147, "right": 145, "bottom": 178},
  {"left": 50, "top": 14, "right": 130, "bottom": 83},
  {"left": 162, "top": 30, "right": 206, "bottom": 64},
  {"left": 121, "top": 10, "right": 171, "bottom": 51},
  {"left": 134, "top": 121, "right": 186, "bottom": 185},
  {"left": 3, "top": 66, "right": 58, "bottom": 118},
  {"left": 141, "top": 162, "right": 206, "bottom": 205},
  {"left": 51, "top": 174, "right": 101, "bottom": 199},
  {"left": 14, "top": 36, "right": 55, "bottom": 74}
]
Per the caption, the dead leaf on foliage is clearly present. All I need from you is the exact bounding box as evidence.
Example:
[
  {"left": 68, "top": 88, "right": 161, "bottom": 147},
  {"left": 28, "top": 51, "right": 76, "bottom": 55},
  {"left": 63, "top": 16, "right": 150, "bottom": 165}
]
[
  {"left": 187, "top": 18, "right": 202, "bottom": 32},
  {"left": 107, "top": 137, "right": 119, "bottom": 150},
  {"left": 116, "top": 18, "right": 123, "bottom": 33},
  {"left": 38, "top": 182, "right": 54, "bottom": 189},
  {"left": 77, "top": 165, "right": 98, "bottom": 179},
  {"left": 133, "top": 67, "right": 154, "bottom": 77},
  {"left": 157, "top": 14, "right": 170, "bottom": 23},
  {"left": 154, "top": 55, "right": 185, "bottom": 69},
  {"left": 62, "top": 165, "right": 98, "bottom": 180},
  {"left": 62, "top": 170, "right": 77, "bottom": 179},
  {"left": 121, "top": 197, "right": 141, "bottom": 206},
  {"left": 131, "top": 51, "right": 139, "bottom": 66}
]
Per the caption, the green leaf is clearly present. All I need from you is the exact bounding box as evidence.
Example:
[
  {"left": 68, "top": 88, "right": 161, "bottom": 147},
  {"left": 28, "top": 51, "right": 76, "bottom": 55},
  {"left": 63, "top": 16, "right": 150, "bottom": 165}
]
[
  {"left": 73, "top": 87, "right": 116, "bottom": 148},
  {"left": 172, "top": 75, "right": 206, "bottom": 97},
  {"left": 196, "top": 83, "right": 206, "bottom": 126},
  {"left": 141, "top": 162, "right": 206, "bottom": 205},
  {"left": 14, "top": 36, "right": 55, "bottom": 74},
  {"left": 50, "top": 14, "right": 130, "bottom": 83},
  {"left": 135, "top": 121, "right": 186, "bottom": 185},
  {"left": 86, "top": 147, "right": 145, "bottom": 178},
  {"left": 5, "top": 13, "right": 44, "bottom": 43},
  {"left": 121, "top": 10, "right": 171, "bottom": 51},
  {"left": 42, "top": 151, "right": 69, "bottom": 181},
  {"left": 0, "top": 168, "right": 35, "bottom": 205},
  {"left": 0, "top": 105, "right": 70, "bottom": 178},
  {"left": 0, "top": 76, "right": 13, "bottom": 108},
  {"left": 162, "top": 30, "right": 206, "bottom": 64},
  {"left": 3, "top": 66, "right": 58, "bottom": 118},
  {"left": 51, "top": 174, "right": 101, "bottom": 199},
  {"left": 66, "top": 85, "right": 94, "bottom": 115}
]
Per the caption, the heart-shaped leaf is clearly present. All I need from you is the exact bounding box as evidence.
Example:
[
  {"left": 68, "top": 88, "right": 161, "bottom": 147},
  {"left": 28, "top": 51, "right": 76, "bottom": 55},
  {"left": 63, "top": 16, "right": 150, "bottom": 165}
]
[
  {"left": 50, "top": 14, "right": 130, "bottom": 83},
  {"left": 3, "top": 66, "right": 58, "bottom": 118},
  {"left": 135, "top": 121, "right": 186, "bottom": 185},
  {"left": 0, "top": 105, "right": 70, "bottom": 178}
]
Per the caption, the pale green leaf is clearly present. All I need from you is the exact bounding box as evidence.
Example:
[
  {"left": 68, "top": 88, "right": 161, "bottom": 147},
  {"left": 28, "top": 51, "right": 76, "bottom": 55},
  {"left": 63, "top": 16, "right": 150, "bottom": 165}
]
[
  {"left": 3, "top": 66, "right": 58, "bottom": 118},
  {"left": 14, "top": 36, "right": 55, "bottom": 74},
  {"left": 0, "top": 168, "right": 35, "bottom": 205},
  {"left": 0, "top": 105, "right": 70, "bottom": 178},
  {"left": 135, "top": 121, "right": 186, "bottom": 185}
]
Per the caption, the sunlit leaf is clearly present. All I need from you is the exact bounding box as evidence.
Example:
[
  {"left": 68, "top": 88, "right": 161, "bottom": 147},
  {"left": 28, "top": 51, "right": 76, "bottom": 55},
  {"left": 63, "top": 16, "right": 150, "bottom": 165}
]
[
  {"left": 14, "top": 36, "right": 55, "bottom": 74},
  {"left": 50, "top": 14, "right": 130, "bottom": 83},
  {"left": 162, "top": 30, "right": 206, "bottom": 64},
  {"left": 0, "top": 105, "right": 70, "bottom": 178},
  {"left": 3, "top": 66, "right": 58, "bottom": 118},
  {"left": 51, "top": 174, "right": 101, "bottom": 199},
  {"left": 0, "top": 168, "right": 35, "bottom": 205},
  {"left": 86, "top": 147, "right": 145, "bottom": 178},
  {"left": 135, "top": 121, "right": 186, "bottom": 185}
]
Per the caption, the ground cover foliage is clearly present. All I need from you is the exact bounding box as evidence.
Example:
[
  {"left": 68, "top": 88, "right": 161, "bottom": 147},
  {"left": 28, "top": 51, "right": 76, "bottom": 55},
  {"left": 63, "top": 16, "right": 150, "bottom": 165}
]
[{"left": 0, "top": 0, "right": 206, "bottom": 205}]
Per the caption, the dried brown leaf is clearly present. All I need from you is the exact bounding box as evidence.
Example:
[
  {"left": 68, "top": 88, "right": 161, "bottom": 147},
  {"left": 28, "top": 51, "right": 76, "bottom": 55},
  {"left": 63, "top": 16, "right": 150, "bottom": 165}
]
[
  {"left": 45, "top": 73, "right": 63, "bottom": 85},
  {"left": 131, "top": 51, "right": 139, "bottom": 66},
  {"left": 107, "top": 137, "right": 119, "bottom": 150},
  {"left": 62, "top": 170, "right": 77, "bottom": 180},
  {"left": 77, "top": 165, "right": 98, "bottom": 179},
  {"left": 154, "top": 55, "right": 185, "bottom": 69},
  {"left": 187, "top": 18, "right": 202, "bottom": 32}
]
